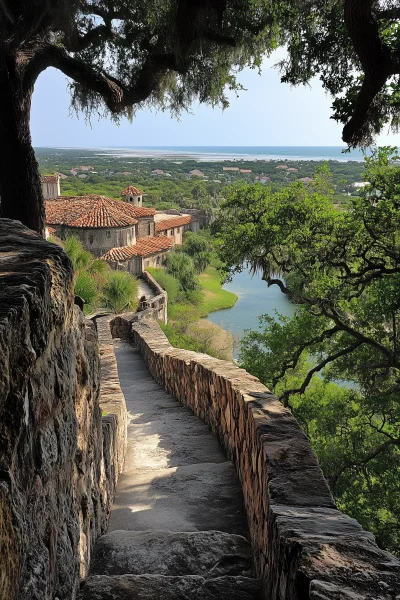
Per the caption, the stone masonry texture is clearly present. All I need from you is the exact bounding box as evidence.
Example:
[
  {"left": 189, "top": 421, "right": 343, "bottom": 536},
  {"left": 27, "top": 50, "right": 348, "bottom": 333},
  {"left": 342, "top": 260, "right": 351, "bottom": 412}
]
[
  {"left": 123, "top": 318, "right": 400, "bottom": 600},
  {"left": 0, "top": 220, "right": 127, "bottom": 600}
]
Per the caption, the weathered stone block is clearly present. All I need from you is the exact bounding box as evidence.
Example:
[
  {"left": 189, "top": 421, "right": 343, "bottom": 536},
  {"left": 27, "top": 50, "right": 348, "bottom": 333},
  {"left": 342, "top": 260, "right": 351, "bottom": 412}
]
[
  {"left": 120, "top": 317, "right": 400, "bottom": 600},
  {"left": 0, "top": 220, "right": 127, "bottom": 600}
]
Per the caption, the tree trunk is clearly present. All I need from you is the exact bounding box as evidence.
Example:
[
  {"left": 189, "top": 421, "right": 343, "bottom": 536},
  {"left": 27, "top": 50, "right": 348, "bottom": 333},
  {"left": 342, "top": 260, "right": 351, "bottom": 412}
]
[{"left": 0, "top": 69, "right": 45, "bottom": 235}]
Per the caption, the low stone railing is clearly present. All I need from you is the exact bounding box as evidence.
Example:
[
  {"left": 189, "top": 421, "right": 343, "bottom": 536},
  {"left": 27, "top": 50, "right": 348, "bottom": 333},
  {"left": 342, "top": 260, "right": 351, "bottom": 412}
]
[
  {"left": 94, "top": 316, "right": 128, "bottom": 500},
  {"left": 117, "top": 317, "right": 400, "bottom": 600},
  {"left": 141, "top": 270, "right": 168, "bottom": 323}
]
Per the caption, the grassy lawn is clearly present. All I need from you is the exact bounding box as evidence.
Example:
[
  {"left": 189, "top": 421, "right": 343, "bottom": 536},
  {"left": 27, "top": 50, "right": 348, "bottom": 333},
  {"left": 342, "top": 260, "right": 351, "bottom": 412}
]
[
  {"left": 198, "top": 265, "right": 237, "bottom": 316},
  {"left": 147, "top": 262, "right": 237, "bottom": 360}
]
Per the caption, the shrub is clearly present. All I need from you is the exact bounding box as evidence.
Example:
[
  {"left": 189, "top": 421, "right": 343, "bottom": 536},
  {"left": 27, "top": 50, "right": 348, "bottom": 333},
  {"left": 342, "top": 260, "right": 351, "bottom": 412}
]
[
  {"left": 74, "top": 271, "right": 99, "bottom": 312},
  {"left": 147, "top": 268, "right": 181, "bottom": 304},
  {"left": 63, "top": 235, "right": 92, "bottom": 272},
  {"left": 102, "top": 271, "right": 139, "bottom": 314},
  {"left": 163, "top": 251, "right": 199, "bottom": 293},
  {"left": 180, "top": 231, "right": 213, "bottom": 274}
]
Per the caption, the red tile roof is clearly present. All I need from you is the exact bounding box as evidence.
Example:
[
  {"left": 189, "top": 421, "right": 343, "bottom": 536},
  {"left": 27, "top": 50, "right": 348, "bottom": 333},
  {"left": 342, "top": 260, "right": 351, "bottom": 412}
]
[
  {"left": 101, "top": 236, "right": 173, "bottom": 261},
  {"left": 41, "top": 174, "right": 59, "bottom": 183},
  {"left": 189, "top": 169, "right": 205, "bottom": 176},
  {"left": 121, "top": 185, "right": 143, "bottom": 196},
  {"left": 155, "top": 215, "right": 191, "bottom": 233},
  {"left": 123, "top": 205, "right": 156, "bottom": 218},
  {"left": 45, "top": 195, "right": 138, "bottom": 228}
]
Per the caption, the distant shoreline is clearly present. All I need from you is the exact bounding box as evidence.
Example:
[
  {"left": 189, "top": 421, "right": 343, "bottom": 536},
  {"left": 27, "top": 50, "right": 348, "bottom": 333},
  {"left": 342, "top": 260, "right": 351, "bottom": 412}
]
[{"left": 34, "top": 145, "right": 371, "bottom": 162}]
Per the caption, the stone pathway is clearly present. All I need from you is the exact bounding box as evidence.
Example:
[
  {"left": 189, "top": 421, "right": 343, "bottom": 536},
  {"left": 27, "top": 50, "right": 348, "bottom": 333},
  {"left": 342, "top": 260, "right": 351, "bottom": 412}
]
[
  {"left": 137, "top": 278, "right": 155, "bottom": 301},
  {"left": 79, "top": 339, "right": 261, "bottom": 600}
]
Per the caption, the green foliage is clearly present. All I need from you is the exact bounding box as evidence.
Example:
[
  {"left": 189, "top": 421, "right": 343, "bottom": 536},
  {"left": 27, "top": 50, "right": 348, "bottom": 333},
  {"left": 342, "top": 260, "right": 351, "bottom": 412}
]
[
  {"left": 146, "top": 268, "right": 181, "bottom": 305},
  {"left": 275, "top": 2, "right": 400, "bottom": 147},
  {"left": 180, "top": 231, "right": 213, "bottom": 274},
  {"left": 62, "top": 234, "right": 137, "bottom": 314},
  {"left": 163, "top": 251, "right": 200, "bottom": 293},
  {"left": 102, "top": 271, "right": 139, "bottom": 314},
  {"left": 23, "top": 1, "right": 281, "bottom": 122},
  {"left": 198, "top": 266, "right": 237, "bottom": 316},
  {"left": 148, "top": 262, "right": 237, "bottom": 360},
  {"left": 216, "top": 148, "right": 400, "bottom": 556},
  {"left": 63, "top": 235, "right": 92, "bottom": 272},
  {"left": 74, "top": 271, "right": 100, "bottom": 309}
]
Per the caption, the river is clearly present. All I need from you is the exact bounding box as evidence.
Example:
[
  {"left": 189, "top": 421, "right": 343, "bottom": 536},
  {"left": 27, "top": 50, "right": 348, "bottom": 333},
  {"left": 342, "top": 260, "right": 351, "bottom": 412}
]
[{"left": 207, "top": 268, "right": 296, "bottom": 359}]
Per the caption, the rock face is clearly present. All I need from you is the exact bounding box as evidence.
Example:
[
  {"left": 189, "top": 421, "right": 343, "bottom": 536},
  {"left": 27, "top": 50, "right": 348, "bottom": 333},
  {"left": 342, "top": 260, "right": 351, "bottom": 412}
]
[
  {"left": 121, "top": 318, "right": 400, "bottom": 600},
  {"left": 0, "top": 220, "right": 127, "bottom": 600}
]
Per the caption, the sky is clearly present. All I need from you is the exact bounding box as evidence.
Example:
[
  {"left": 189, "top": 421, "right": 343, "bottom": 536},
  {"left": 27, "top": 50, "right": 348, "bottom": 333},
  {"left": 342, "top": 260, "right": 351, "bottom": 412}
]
[{"left": 31, "top": 51, "right": 400, "bottom": 148}]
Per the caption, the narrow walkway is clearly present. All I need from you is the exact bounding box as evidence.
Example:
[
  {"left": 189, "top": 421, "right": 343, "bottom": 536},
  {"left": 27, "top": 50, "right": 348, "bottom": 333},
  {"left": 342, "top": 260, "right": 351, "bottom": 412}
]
[
  {"left": 137, "top": 277, "right": 155, "bottom": 301},
  {"left": 79, "top": 340, "right": 261, "bottom": 599}
]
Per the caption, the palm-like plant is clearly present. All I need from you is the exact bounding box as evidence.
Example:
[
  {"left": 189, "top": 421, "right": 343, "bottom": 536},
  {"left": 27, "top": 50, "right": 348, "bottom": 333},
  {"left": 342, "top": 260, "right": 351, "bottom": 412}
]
[
  {"left": 63, "top": 235, "right": 92, "bottom": 273},
  {"left": 74, "top": 271, "right": 100, "bottom": 310},
  {"left": 102, "top": 271, "right": 139, "bottom": 314}
]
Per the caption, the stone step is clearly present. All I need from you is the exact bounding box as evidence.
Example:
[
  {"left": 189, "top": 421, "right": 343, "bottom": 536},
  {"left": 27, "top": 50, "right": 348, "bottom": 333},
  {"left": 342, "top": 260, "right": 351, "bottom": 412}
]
[
  {"left": 78, "top": 574, "right": 262, "bottom": 600},
  {"left": 108, "top": 462, "right": 248, "bottom": 537},
  {"left": 89, "top": 530, "right": 254, "bottom": 578}
]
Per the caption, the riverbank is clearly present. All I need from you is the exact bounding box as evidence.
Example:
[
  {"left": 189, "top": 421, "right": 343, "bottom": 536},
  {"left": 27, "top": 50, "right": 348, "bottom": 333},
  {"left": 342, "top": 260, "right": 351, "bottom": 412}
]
[
  {"left": 207, "top": 268, "right": 296, "bottom": 360},
  {"left": 198, "top": 265, "right": 238, "bottom": 316},
  {"left": 147, "top": 265, "right": 238, "bottom": 360}
]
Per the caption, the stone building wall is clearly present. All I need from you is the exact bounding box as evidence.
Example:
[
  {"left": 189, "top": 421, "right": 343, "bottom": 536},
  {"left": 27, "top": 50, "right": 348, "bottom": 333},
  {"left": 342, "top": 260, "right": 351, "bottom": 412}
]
[
  {"left": 123, "top": 318, "right": 400, "bottom": 600},
  {"left": 0, "top": 220, "right": 127, "bottom": 600},
  {"left": 137, "top": 216, "right": 155, "bottom": 238},
  {"left": 42, "top": 180, "right": 60, "bottom": 200},
  {"left": 108, "top": 250, "right": 170, "bottom": 276},
  {"left": 51, "top": 224, "right": 136, "bottom": 257},
  {"left": 142, "top": 250, "right": 169, "bottom": 271}
]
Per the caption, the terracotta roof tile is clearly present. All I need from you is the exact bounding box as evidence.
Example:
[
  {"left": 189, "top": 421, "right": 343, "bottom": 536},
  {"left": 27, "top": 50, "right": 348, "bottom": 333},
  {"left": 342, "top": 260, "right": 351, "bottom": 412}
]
[
  {"left": 45, "top": 195, "right": 138, "bottom": 228},
  {"left": 41, "top": 174, "right": 59, "bottom": 183},
  {"left": 101, "top": 237, "right": 173, "bottom": 261},
  {"left": 121, "top": 185, "right": 144, "bottom": 196},
  {"left": 155, "top": 215, "right": 191, "bottom": 232},
  {"left": 122, "top": 205, "right": 156, "bottom": 218}
]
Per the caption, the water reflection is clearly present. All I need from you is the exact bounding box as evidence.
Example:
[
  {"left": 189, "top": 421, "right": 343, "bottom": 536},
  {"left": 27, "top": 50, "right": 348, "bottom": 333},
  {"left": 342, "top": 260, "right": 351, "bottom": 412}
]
[{"left": 206, "top": 268, "right": 296, "bottom": 359}]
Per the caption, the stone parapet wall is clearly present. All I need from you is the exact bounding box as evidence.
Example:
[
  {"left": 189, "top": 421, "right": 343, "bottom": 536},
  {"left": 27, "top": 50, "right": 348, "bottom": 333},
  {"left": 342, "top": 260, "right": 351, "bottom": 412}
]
[
  {"left": 0, "top": 220, "right": 127, "bottom": 600},
  {"left": 126, "top": 319, "right": 400, "bottom": 600},
  {"left": 95, "top": 316, "right": 128, "bottom": 493},
  {"left": 142, "top": 270, "right": 168, "bottom": 323}
]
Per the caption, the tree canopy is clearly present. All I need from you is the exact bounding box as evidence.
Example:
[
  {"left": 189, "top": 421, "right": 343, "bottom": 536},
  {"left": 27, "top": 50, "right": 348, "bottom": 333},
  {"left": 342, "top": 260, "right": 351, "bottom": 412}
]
[
  {"left": 0, "top": 0, "right": 278, "bottom": 232},
  {"left": 2, "top": 1, "right": 400, "bottom": 231},
  {"left": 279, "top": 0, "right": 400, "bottom": 148},
  {"left": 213, "top": 147, "right": 400, "bottom": 554}
]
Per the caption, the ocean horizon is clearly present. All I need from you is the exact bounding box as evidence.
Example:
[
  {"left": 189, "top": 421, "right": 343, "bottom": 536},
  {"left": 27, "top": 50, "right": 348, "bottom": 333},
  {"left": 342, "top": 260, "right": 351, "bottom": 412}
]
[{"left": 39, "top": 145, "right": 375, "bottom": 162}]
